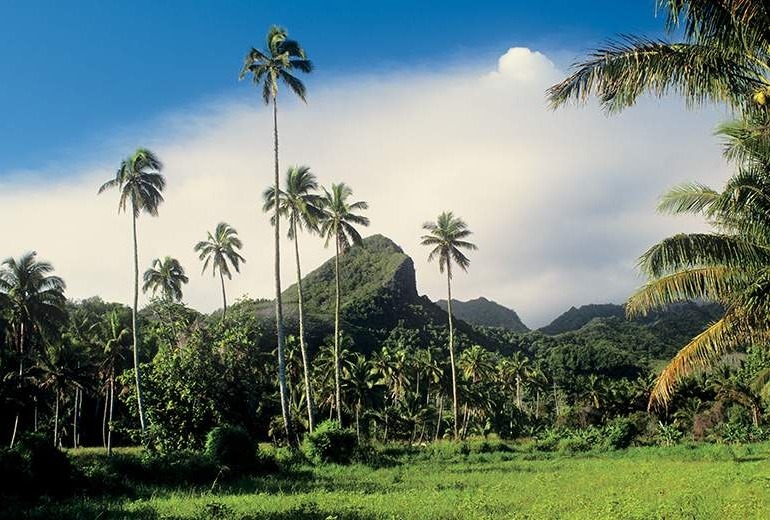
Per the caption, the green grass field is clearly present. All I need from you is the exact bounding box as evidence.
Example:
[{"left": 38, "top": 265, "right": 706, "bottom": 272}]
[{"left": 14, "top": 443, "right": 770, "bottom": 519}]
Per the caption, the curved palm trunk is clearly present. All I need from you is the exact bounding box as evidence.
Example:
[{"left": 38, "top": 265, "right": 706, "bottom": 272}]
[
  {"left": 333, "top": 237, "right": 343, "bottom": 425},
  {"left": 219, "top": 271, "right": 228, "bottom": 321},
  {"left": 446, "top": 267, "right": 459, "bottom": 440},
  {"left": 131, "top": 208, "right": 148, "bottom": 434},
  {"left": 10, "top": 322, "right": 25, "bottom": 448},
  {"left": 272, "top": 95, "right": 292, "bottom": 439},
  {"left": 293, "top": 224, "right": 315, "bottom": 432},
  {"left": 107, "top": 374, "right": 115, "bottom": 456}
]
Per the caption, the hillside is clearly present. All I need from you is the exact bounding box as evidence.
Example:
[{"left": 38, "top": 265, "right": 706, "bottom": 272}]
[
  {"left": 250, "top": 234, "right": 490, "bottom": 353},
  {"left": 436, "top": 297, "right": 529, "bottom": 332},
  {"left": 539, "top": 304, "right": 625, "bottom": 335}
]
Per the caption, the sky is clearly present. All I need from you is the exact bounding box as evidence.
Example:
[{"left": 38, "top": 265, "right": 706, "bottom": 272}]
[{"left": 0, "top": 1, "right": 732, "bottom": 327}]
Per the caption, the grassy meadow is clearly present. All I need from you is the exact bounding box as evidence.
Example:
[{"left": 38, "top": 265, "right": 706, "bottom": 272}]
[{"left": 9, "top": 442, "right": 770, "bottom": 520}]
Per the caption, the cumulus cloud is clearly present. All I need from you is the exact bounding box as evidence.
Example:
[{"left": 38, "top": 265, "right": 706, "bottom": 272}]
[{"left": 0, "top": 47, "right": 729, "bottom": 327}]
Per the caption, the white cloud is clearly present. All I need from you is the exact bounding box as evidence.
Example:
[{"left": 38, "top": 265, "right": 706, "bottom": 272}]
[{"left": 0, "top": 47, "right": 729, "bottom": 327}]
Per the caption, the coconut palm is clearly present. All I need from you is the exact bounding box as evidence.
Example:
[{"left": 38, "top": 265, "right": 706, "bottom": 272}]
[
  {"left": 0, "top": 252, "right": 66, "bottom": 446},
  {"left": 547, "top": 1, "right": 770, "bottom": 114},
  {"left": 194, "top": 222, "right": 245, "bottom": 320},
  {"left": 98, "top": 147, "right": 165, "bottom": 434},
  {"left": 240, "top": 25, "right": 313, "bottom": 438},
  {"left": 95, "top": 310, "right": 131, "bottom": 455},
  {"left": 142, "top": 257, "right": 189, "bottom": 302},
  {"left": 626, "top": 127, "right": 770, "bottom": 408},
  {"left": 319, "top": 183, "right": 370, "bottom": 424},
  {"left": 421, "top": 211, "right": 477, "bottom": 440},
  {"left": 264, "top": 165, "right": 323, "bottom": 432}
]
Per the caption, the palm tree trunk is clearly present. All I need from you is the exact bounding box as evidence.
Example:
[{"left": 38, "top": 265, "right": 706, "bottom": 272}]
[
  {"left": 73, "top": 387, "right": 79, "bottom": 449},
  {"left": 355, "top": 402, "right": 360, "bottom": 442},
  {"left": 102, "top": 384, "right": 109, "bottom": 449},
  {"left": 131, "top": 208, "right": 148, "bottom": 435},
  {"left": 107, "top": 375, "right": 115, "bottom": 456},
  {"left": 53, "top": 389, "right": 60, "bottom": 447},
  {"left": 219, "top": 270, "right": 228, "bottom": 321},
  {"left": 334, "top": 237, "right": 343, "bottom": 425},
  {"left": 446, "top": 268, "right": 459, "bottom": 440},
  {"left": 272, "top": 95, "right": 292, "bottom": 440},
  {"left": 10, "top": 322, "right": 26, "bottom": 448},
  {"left": 293, "top": 224, "right": 315, "bottom": 433},
  {"left": 516, "top": 375, "right": 522, "bottom": 409},
  {"left": 435, "top": 393, "right": 443, "bottom": 441}
]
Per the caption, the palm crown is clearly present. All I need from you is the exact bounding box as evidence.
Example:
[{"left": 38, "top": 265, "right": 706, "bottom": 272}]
[
  {"left": 194, "top": 223, "right": 245, "bottom": 280},
  {"left": 0, "top": 251, "right": 67, "bottom": 338},
  {"left": 98, "top": 148, "right": 165, "bottom": 217},
  {"left": 263, "top": 165, "right": 324, "bottom": 239},
  {"left": 239, "top": 25, "right": 313, "bottom": 104},
  {"left": 628, "top": 128, "right": 770, "bottom": 407},
  {"left": 548, "top": 1, "right": 770, "bottom": 114},
  {"left": 319, "top": 183, "right": 370, "bottom": 250},
  {"left": 142, "top": 257, "right": 189, "bottom": 302},
  {"left": 420, "top": 212, "right": 477, "bottom": 277}
]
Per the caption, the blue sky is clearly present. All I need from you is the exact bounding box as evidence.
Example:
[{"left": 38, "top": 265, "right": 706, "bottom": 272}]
[{"left": 0, "top": 0, "right": 664, "bottom": 175}]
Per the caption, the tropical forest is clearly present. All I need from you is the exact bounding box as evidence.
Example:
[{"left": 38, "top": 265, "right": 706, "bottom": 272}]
[{"left": 3, "top": 1, "right": 770, "bottom": 519}]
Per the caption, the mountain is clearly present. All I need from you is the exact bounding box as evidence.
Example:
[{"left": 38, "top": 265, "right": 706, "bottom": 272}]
[
  {"left": 250, "top": 234, "right": 486, "bottom": 353},
  {"left": 539, "top": 304, "right": 625, "bottom": 335},
  {"left": 435, "top": 297, "right": 529, "bottom": 332}
]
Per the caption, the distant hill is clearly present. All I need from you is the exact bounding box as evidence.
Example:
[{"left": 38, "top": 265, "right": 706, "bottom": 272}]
[
  {"left": 435, "top": 297, "right": 529, "bottom": 332},
  {"left": 539, "top": 304, "right": 625, "bottom": 335}
]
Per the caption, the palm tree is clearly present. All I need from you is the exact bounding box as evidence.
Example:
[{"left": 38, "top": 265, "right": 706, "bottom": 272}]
[
  {"left": 142, "top": 257, "right": 189, "bottom": 302},
  {"left": 547, "top": 1, "right": 769, "bottom": 115},
  {"left": 0, "top": 252, "right": 66, "bottom": 447},
  {"left": 626, "top": 127, "right": 770, "bottom": 408},
  {"left": 342, "top": 353, "right": 379, "bottom": 441},
  {"left": 98, "top": 147, "right": 165, "bottom": 434},
  {"left": 240, "top": 25, "right": 313, "bottom": 438},
  {"left": 319, "top": 183, "right": 370, "bottom": 424},
  {"left": 95, "top": 310, "right": 131, "bottom": 455},
  {"left": 194, "top": 223, "right": 245, "bottom": 321},
  {"left": 264, "top": 165, "right": 323, "bottom": 432},
  {"left": 421, "top": 211, "right": 477, "bottom": 440}
]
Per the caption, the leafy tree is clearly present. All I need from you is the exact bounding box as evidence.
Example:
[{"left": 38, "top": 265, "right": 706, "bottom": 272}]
[
  {"left": 194, "top": 222, "right": 245, "bottom": 320},
  {"left": 142, "top": 257, "right": 189, "bottom": 302},
  {"left": 0, "top": 252, "right": 66, "bottom": 446},
  {"left": 264, "top": 165, "right": 323, "bottom": 432},
  {"left": 319, "top": 183, "right": 370, "bottom": 424},
  {"left": 98, "top": 148, "right": 165, "bottom": 435},
  {"left": 421, "top": 211, "right": 477, "bottom": 439},
  {"left": 240, "top": 25, "right": 313, "bottom": 439}
]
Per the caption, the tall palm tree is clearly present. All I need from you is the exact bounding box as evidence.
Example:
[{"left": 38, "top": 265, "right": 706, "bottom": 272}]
[
  {"left": 626, "top": 127, "right": 770, "bottom": 408},
  {"left": 547, "top": 1, "right": 769, "bottom": 115},
  {"left": 264, "top": 165, "right": 323, "bottom": 432},
  {"left": 240, "top": 25, "right": 313, "bottom": 438},
  {"left": 142, "top": 257, "right": 189, "bottom": 302},
  {"left": 421, "top": 211, "right": 477, "bottom": 440},
  {"left": 194, "top": 222, "right": 245, "bottom": 320},
  {"left": 98, "top": 147, "right": 165, "bottom": 434},
  {"left": 0, "top": 252, "right": 66, "bottom": 447},
  {"left": 319, "top": 183, "right": 370, "bottom": 424}
]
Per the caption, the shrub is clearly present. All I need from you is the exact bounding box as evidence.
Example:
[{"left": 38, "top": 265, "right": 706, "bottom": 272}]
[
  {"left": 303, "top": 420, "right": 357, "bottom": 464},
  {"left": 205, "top": 425, "right": 256, "bottom": 472},
  {"left": 0, "top": 447, "right": 26, "bottom": 497},
  {"left": 600, "top": 417, "right": 636, "bottom": 450},
  {"left": 13, "top": 433, "right": 73, "bottom": 496}
]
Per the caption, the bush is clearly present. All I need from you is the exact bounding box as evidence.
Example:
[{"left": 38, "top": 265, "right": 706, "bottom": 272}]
[
  {"left": 600, "top": 417, "right": 636, "bottom": 450},
  {"left": 12, "top": 433, "right": 73, "bottom": 496},
  {"left": 303, "top": 420, "right": 357, "bottom": 464},
  {"left": 205, "top": 425, "right": 256, "bottom": 472},
  {"left": 0, "top": 447, "right": 26, "bottom": 497}
]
